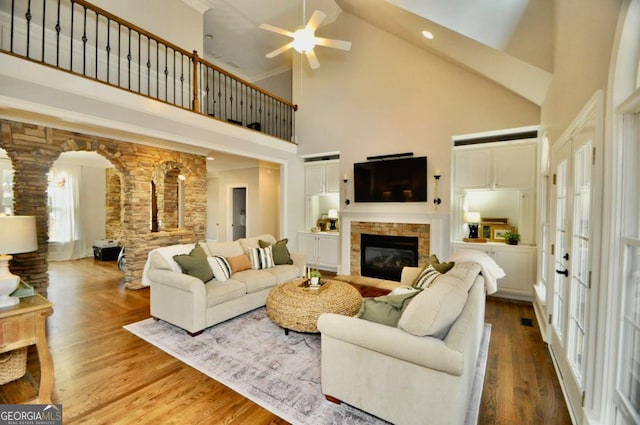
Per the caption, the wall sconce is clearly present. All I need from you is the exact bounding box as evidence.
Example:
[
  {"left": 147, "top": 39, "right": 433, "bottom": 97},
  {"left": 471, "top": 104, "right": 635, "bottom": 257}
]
[
  {"left": 433, "top": 168, "right": 442, "bottom": 206},
  {"left": 343, "top": 174, "right": 351, "bottom": 205}
]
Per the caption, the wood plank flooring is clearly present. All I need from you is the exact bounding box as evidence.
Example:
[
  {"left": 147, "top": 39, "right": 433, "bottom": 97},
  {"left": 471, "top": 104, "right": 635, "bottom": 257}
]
[{"left": 0, "top": 258, "right": 572, "bottom": 424}]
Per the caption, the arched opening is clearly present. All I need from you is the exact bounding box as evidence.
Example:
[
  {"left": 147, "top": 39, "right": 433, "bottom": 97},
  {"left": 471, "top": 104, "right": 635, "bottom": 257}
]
[
  {"left": 151, "top": 162, "right": 186, "bottom": 232},
  {"left": 47, "top": 151, "right": 117, "bottom": 261}
]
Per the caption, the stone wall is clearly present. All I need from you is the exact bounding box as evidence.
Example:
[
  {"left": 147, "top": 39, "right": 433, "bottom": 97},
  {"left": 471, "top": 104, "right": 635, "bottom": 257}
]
[
  {"left": 0, "top": 119, "right": 207, "bottom": 294},
  {"left": 350, "top": 222, "right": 430, "bottom": 276}
]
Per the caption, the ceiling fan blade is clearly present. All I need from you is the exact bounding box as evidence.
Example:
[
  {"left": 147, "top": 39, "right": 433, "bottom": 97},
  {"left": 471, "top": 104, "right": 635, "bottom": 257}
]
[
  {"left": 306, "top": 10, "right": 326, "bottom": 32},
  {"left": 314, "top": 37, "right": 352, "bottom": 51},
  {"left": 259, "top": 23, "right": 295, "bottom": 38},
  {"left": 306, "top": 49, "right": 320, "bottom": 69},
  {"left": 266, "top": 41, "right": 295, "bottom": 58}
]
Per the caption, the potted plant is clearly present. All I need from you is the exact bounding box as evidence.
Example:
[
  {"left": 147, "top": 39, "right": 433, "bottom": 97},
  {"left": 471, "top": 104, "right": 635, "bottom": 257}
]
[
  {"left": 503, "top": 230, "right": 521, "bottom": 245},
  {"left": 309, "top": 269, "right": 322, "bottom": 286}
]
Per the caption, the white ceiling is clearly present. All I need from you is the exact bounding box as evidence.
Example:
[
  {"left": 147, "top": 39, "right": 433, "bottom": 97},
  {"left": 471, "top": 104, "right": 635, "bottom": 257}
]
[{"left": 195, "top": 0, "right": 553, "bottom": 105}]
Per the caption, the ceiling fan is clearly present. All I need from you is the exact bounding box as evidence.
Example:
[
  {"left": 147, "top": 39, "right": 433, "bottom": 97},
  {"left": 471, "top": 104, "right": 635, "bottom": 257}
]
[{"left": 258, "top": 5, "right": 351, "bottom": 69}]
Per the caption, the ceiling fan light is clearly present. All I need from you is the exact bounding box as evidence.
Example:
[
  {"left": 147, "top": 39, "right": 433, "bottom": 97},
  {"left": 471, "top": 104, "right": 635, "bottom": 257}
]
[{"left": 293, "top": 28, "right": 316, "bottom": 53}]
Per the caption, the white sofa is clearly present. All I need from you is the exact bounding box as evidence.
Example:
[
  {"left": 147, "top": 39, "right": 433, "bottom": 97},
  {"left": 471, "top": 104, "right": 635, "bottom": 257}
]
[
  {"left": 317, "top": 262, "right": 485, "bottom": 425},
  {"left": 144, "top": 234, "right": 305, "bottom": 335}
]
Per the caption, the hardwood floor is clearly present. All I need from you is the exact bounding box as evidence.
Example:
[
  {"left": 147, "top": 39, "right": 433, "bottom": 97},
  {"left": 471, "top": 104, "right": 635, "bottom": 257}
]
[{"left": 0, "top": 259, "right": 571, "bottom": 424}]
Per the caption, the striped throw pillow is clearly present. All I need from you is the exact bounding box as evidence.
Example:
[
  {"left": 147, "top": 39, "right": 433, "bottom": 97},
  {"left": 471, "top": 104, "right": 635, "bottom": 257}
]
[
  {"left": 412, "top": 265, "right": 442, "bottom": 289},
  {"left": 249, "top": 246, "right": 274, "bottom": 270},
  {"left": 207, "top": 256, "right": 232, "bottom": 282}
]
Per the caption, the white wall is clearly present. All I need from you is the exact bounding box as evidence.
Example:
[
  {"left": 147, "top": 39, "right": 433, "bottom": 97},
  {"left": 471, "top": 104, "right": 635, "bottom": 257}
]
[
  {"left": 89, "top": 0, "right": 203, "bottom": 54},
  {"left": 294, "top": 12, "right": 540, "bottom": 213},
  {"left": 254, "top": 71, "right": 293, "bottom": 103},
  {"left": 206, "top": 176, "right": 219, "bottom": 240},
  {"left": 80, "top": 166, "right": 107, "bottom": 255}
]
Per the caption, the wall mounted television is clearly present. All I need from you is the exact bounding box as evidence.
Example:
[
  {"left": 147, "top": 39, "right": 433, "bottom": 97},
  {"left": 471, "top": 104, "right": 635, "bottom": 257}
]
[{"left": 354, "top": 156, "right": 428, "bottom": 202}]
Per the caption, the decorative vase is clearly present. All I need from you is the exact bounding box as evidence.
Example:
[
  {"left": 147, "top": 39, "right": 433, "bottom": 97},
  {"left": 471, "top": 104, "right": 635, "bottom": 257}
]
[
  {"left": 310, "top": 276, "right": 320, "bottom": 286},
  {"left": 507, "top": 239, "right": 519, "bottom": 245}
]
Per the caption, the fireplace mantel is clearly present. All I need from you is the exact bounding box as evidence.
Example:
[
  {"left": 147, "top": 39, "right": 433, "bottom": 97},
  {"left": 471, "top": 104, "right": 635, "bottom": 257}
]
[{"left": 338, "top": 210, "right": 450, "bottom": 275}]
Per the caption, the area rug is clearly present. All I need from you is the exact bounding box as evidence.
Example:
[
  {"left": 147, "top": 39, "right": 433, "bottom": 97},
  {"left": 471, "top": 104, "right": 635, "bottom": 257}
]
[{"left": 125, "top": 308, "right": 491, "bottom": 425}]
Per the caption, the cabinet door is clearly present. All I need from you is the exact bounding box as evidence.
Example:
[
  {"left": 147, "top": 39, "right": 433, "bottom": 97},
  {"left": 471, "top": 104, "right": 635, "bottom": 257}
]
[
  {"left": 455, "top": 149, "right": 492, "bottom": 189},
  {"left": 324, "top": 163, "right": 340, "bottom": 193},
  {"left": 317, "top": 234, "right": 339, "bottom": 270},
  {"left": 305, "top": 166, "right": 325, "bottom": 195},
  {"left": 494, "top": 144, "right": 536, "bottom": 188},
  {"left": 491, "top": 246, "right": 534, "bottom": 299},
  {"left": 298, "top": 233, "right": 318, "bottom": 263}
]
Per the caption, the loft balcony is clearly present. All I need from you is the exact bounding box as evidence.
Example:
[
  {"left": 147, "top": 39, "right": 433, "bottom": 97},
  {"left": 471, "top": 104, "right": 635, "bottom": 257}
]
[{"left": 0, "top": 0, "right": 297, "bottom": 143}]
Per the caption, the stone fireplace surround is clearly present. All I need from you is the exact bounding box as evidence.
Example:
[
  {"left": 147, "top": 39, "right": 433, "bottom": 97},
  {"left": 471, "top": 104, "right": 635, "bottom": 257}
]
[{"left": 338, "top": 210, "right": 450, "bottom": 277}]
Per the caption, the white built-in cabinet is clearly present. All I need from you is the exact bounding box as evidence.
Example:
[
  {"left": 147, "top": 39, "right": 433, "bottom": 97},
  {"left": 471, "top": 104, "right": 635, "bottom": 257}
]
[
  {"left": 305, "top": 161, "right": 339, "bottom": 195},
  {"left": 455, "top": 142, "right": 536, "bottom": 190},
  {"left": 452, "top": 135, "right": 538, "bottom": 301},
  {"left": 451, "top": 241, "right": 535, "bottom": 301},
  {"left": 297, "top": 231, "right": 339, "bottom": 271}
]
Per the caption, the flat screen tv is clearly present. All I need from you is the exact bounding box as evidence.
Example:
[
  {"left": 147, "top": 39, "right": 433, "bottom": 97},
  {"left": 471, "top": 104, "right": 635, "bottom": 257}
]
[{"left": 354, "top": 156, "right": 427, "bottom": 202}]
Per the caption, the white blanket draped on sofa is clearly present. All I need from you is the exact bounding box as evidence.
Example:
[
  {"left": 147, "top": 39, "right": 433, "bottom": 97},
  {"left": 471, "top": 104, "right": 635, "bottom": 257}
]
[{"left": 447, "top": 249, "right": 505, "bottom": 294}]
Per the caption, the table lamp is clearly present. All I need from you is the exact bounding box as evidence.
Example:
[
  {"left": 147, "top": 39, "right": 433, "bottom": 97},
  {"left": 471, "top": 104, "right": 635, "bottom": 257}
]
[
  {"left": 327, "top": 209, "right": 339, "bottom": 231},
  {"left": 464, "top": 211, "right": 481, "bottom": 239},
  {"left": 0, "top": 215, "right": 38, "bottom": 307}
]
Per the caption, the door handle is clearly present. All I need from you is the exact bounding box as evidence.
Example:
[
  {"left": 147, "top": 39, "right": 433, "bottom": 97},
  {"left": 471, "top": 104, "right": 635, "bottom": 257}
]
[
  {"left": 555, "top": 268, "right": 569, "bottom": 277},
  {"left": 563, "top": 253, "right": 570, "bottom": 261}
]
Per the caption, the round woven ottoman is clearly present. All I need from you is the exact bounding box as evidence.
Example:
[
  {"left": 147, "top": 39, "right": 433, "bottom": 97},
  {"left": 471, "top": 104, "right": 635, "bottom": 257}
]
[{"left": 266, "top": 279, "right": 363, "bottom": 334}]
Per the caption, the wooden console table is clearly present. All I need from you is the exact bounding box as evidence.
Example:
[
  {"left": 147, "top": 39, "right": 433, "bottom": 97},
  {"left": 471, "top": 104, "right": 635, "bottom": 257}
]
[{"left": 0, "top": 293, "right": 54, "bottom": 404}]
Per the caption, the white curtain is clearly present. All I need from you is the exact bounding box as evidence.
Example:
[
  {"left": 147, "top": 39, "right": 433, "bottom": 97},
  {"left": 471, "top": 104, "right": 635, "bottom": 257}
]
[{"left": 48, "top": 165, "right": 86, "bottom": 261}]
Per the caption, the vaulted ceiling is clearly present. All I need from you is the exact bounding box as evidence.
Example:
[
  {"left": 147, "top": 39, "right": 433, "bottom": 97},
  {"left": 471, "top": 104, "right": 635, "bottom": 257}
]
[{"left": 192, "top": 0, "right": 554, "bottom": 106}]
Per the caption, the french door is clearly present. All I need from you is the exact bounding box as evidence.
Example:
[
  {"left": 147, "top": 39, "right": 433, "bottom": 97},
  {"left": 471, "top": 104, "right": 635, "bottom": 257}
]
[{"left": 549, "top": 108, "right": 600, "bottom": 423}]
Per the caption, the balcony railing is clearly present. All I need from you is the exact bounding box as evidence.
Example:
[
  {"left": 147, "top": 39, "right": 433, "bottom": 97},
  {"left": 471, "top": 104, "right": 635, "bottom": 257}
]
[{"left": 0, "top": 0, "right": 297, "bottom": 142}]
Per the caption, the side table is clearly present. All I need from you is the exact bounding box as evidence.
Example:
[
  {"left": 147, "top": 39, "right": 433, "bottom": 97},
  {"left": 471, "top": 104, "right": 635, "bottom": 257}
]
[{"left": 0, "top": 293, "right": 54, "bottom": 404}]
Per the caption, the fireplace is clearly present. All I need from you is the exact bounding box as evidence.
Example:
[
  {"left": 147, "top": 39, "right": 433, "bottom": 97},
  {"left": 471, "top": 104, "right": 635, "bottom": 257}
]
[{"left": 360, "top": 233, "right": 419, "bottom": 281}]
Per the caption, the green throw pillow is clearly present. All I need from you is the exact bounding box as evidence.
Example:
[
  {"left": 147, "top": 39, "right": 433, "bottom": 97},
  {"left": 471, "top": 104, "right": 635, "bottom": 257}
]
[
  {"left": 429, "top": 254, "right": 455, "bottom": 274},
  {"left": 173, "top": 243, "right": 214, "bottom": 282},
  {"left": 259, "top": 238, "right": 293, "bottom": 265},
  {"left": 357, "top": 290, "right": 422, "bottom": 327}
]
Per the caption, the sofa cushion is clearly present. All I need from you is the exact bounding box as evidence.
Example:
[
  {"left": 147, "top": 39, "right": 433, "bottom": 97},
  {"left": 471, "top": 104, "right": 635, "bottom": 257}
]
[
  {"left": 412, "top": 265, "right": 443, "bottom": 289},
  {"left": 249, "top": 246, "right": 274, "bottom": 269},
  {"left": 231, "top": 269, "right": 277, "bottom": 293},
  {"left": 259, "top": 238, "right": 293, "bottom": 265},
  {"left": 429, "top": 254, "right": 455, "bottom": 274},
  {"left": 205, "top": 240, "right": 244, "bottom": 257},
  {"left": 240, "top": 234, "right": 276, "bottom": 252},
  {"left": 263, "top": 264, "right": 300, "bottom": 284},
  {"left": 208, "top": 256, "right": 232, "bottom": 282},
  {"left": 398, "top": 277, "right": 469, "bottom": 338},
  {"left": 357, "top": 289, "right": 422, "bottom": 327},
  {"left": 173, "top": 244, "right": 214, "bottom": 282},
  {"left": 226, "top": 254, "right": 252, "bottom": 273},
  {"left": 150, "top": 243, "right": 196, "bottom": 273},
  {"left": 445, "top": 262, "right": 482, "bottom": 291},
  {"left": 205, "top": 279, "right": 247, "bottom": 307}
]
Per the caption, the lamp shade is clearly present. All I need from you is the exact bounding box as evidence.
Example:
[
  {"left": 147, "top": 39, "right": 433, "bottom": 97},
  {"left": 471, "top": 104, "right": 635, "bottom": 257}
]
[
  {"left": 0, "top": 215, "right": 38, "bottom": 255},
  {"left": 328, "top": 209, "right": 339, "bottom": 219},
  {"left": 464, "top": 212, "right": 481, "bottom": 224}
]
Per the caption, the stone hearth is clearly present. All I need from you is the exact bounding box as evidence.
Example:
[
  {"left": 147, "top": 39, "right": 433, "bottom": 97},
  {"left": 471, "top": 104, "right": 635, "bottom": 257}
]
[{"left": 338, "top": 210, "right": 450, "bottom": 278}]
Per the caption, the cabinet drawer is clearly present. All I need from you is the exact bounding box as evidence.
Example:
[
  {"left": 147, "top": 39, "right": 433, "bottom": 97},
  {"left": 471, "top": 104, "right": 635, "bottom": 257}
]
[{"left": 0, "top": 313, "right": 35, "bottom": 351}]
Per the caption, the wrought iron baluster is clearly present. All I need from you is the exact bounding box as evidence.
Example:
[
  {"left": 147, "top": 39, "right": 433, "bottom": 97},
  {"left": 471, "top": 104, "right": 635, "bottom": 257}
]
[
  {"left": 106, "top": 18, "right": 110, "bottom": 83},
  {"left": 180, "top": 53, "right": 185, "bottom": 107},
  {"left": 117, "top": 23, "right": 121, "bottom": 87},
  {"left": 41, "top": 0, "right": 46, "bottom": 62},
  {"left": 127, "top": 27, "right": 131, "bottom": 89},
  {"left": 164, "top": 46, "right": 168, "bottom": 102},
  {"left": 82, "top": 6, "right": 87, "bottom": 75},
  {"left": 10, "top": 0, "right": 15, "bottom": 52},
  {"left": 147, "top": 35, "right": 151, "bottom": 96},
  {"left": 156, "top": 43, "right": 159, "bottom": 99},
  {"left": 25, "top": 0, "right": 31, "bottom": 57},
  {"left": 70, "top": 1, "right": 74, "bottom": 71},
  {"left": 55, "top": 0, "right": 60, "bottom": 66},
  {"left": 137, "top": 31, "right": 141, "bottom": 92},
  {"left": 95, "top": 11, "right": 98, "bottom": 79}
]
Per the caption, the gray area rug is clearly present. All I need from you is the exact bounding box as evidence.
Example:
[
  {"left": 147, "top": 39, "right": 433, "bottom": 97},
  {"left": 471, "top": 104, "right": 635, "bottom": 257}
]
[{"left": 125, "top": 308, "right": 490, "bottom": 425}]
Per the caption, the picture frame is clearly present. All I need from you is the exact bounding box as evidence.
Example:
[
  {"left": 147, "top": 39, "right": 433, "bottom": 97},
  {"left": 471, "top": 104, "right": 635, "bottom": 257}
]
[{"left": 490, "top": 225, "right": 514, "bottom": 242}]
